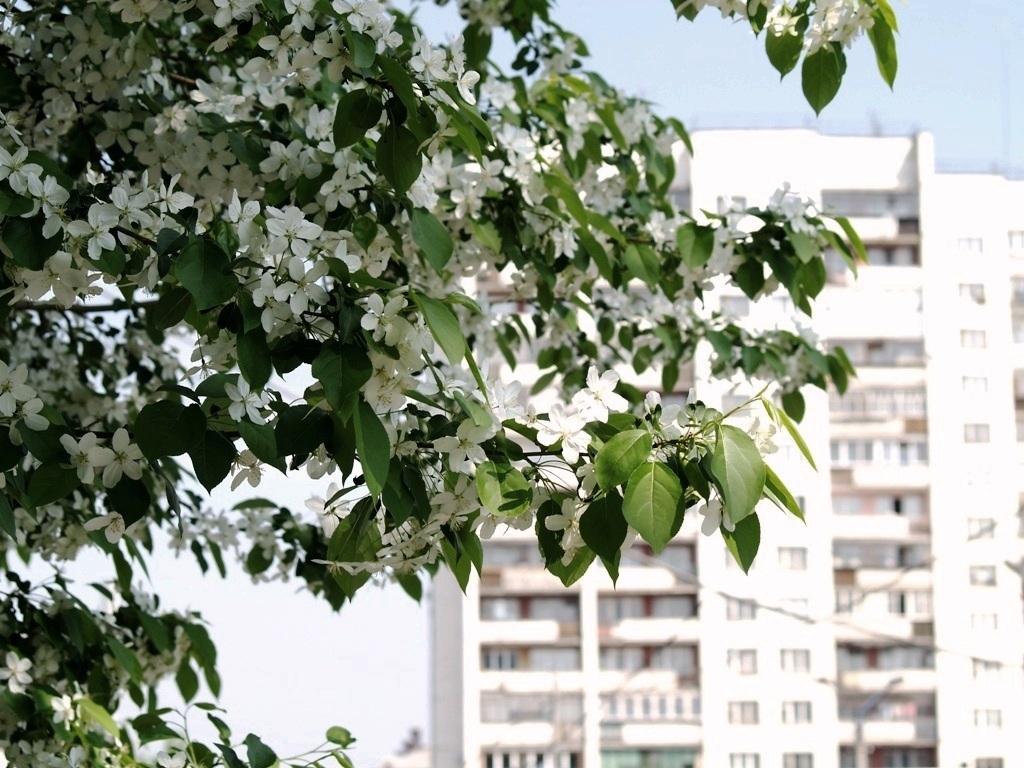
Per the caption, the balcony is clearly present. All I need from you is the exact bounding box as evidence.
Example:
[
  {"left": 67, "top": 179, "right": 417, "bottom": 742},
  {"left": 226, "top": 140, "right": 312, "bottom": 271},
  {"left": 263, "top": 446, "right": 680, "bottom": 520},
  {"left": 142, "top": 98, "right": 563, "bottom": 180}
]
[
  {"left": 833, "top": 618, "right": 932, "bottom": 644},
  {"left": 839, "top": 464, "right": 931, "bottom": 489},
  {"left": 480, "top": 566, "right": 573, "bottom": 593},
  {"left": 479, "top": 620, "right": 574, "bottom": 645},
  {"left": 600, "top": 721, "right": 703, "bottom": 747},
  {"left": 839, "top": 669, "right": 937, "bottom": 692},
  {"left": 601, "top": 617, "right": 700, "bottom": 644},
  {"left": 832, "top": 514, "right": 914, "bottom": 540},
  {"left": 479, "top": 670, "right": 587, "bottom": 692},
  {"left": 838, "top": 718, "right": 937, "bottom": 744}
]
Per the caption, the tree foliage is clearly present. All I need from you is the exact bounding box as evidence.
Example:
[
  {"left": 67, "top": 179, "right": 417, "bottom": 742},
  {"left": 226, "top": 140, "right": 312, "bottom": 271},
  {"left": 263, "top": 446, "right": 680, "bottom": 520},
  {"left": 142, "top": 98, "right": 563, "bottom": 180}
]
[{"left": 0, "top": 0, "right": 894, "bottom": 764}]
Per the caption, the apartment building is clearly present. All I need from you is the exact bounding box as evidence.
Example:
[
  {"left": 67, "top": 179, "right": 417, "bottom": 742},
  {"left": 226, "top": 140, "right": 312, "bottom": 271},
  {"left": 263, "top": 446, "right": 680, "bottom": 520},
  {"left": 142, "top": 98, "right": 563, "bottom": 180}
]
[{"left": 431, "top": 130, "right": 1024, "bottom": 768}]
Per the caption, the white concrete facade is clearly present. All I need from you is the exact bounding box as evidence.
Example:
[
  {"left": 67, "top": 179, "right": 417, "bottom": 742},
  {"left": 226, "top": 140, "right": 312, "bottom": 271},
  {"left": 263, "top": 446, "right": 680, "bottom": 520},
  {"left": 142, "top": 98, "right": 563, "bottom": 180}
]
[{"left": 431, "top": 130, "right": 1024, "bottom": 768}]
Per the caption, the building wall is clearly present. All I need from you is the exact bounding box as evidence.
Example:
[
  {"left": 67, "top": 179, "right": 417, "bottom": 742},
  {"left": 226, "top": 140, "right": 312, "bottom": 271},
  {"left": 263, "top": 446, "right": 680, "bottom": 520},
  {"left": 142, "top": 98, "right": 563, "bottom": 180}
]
[{"left": 431, "top": 130, "right": 1024, "bottom": 768}]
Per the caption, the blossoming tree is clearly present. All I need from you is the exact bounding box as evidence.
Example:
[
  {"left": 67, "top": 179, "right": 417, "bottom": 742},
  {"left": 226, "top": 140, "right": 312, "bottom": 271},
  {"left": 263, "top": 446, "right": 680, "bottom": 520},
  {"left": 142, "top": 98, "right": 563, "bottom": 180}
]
[{"left": 0, "top": 0, "right": 898, "bottom": 765}]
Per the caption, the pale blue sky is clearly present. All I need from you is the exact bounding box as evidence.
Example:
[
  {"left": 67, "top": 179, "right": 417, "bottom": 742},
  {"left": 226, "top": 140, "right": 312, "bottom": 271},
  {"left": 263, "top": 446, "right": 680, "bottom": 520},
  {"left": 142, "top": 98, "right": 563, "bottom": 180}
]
[{"left": 159, "top": 4, "right": 1024, "bottom": 768}]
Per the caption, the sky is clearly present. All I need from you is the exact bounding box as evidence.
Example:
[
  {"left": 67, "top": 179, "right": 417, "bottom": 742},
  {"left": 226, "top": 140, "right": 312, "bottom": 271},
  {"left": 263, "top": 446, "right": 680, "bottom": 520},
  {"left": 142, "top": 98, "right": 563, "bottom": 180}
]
[{"left": 135, "top": 3, "right": 1024, "bottom": 767}]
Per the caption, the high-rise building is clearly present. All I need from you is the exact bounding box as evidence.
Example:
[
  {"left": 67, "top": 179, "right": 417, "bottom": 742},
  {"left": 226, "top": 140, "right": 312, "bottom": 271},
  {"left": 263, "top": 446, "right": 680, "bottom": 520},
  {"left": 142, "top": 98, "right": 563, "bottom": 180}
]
[{"left": 431, "top": 130, "right": 1024, "bottom": 768}]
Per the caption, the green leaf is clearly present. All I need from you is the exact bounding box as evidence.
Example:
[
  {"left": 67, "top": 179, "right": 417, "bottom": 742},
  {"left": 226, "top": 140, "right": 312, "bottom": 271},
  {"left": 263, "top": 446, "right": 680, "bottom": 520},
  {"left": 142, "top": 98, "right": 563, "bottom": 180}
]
[
  {"left": 238, "top": 420, "right": 286, "bottom": 473},
  {"left": 801, "top": 43, "right": 846, "bottom": 115},
  {"left": 722, "top": 512, "right": 760, "bottom": 573},
  {"left": 333, "top": 88, "right": 383, "bottom": 148},
  {"left": 470, "top": 219, "right": 502, "bottom": 253},
  {"left": 0, "top": 427, "right": 20, "bottom": 470},
  {"left": 621, "top": 462, "right": 683, "bottom": 553},
  {"left": 765, "top": 24, "right": 803, "bottom": 77},
  {"left": 184, "top": 622, "right": 218, "bottom": 671},
  {"left": 28, "top": 463, "right": 79, "bottom": 506},
  {"left": 375, "top": 57, "right": 419, "bottom": 123},
  {"left": 149, "top": 287, "right": 193, "bottom": 330},
  {"left": 789, "top": 229, "right": 817, "bottom": 263},
  {"left": 411, "top": 208, "right": 454, "bottom": 273},
  {"left": 188, "top": 430, "right": 237, "bottom": 492},
  {"left": 0, "top": 493, "right": 15, "bottom": 539},
  {"left": 2, "top": 216, "right": 61, "bottom": 270},
  {"left": 773, "top": 402, "right": 816, "bottom": 470},
  {"left": 874, "top": 0, "right": 899, "bottom": 31},
  {"left": 217, "top": 745, "right": 246, "bottom": 768},
  {"left": 867, "top": 8, "right": 898, "bottom": 88},
  {"left": 327, "top": 726, "right": 355, "bottom": 747},
  {"left": 595, "top": 430, "right": 653, "bottom": 491},
  {"left": 327, "top": 499, "right": 381, "bottom": 597},
  {"left": 106, "top": 636, "right": 143, "bottom": 683},
  {"left": 275, "top": 405, "right": 331, "bottom": 458},
  {"left": 781, "top": 390, "right": 805, "bottom": 422},
  {"left": 106, "top": 477, "right": 151, "bottom": 526},
  {"left": 376, "top": 122, "right": 421, "bottom": 196},
  {"left": 710, "top": 424, "right": 766, "bottom": 525},
  {"left": 579, "top": 492, "right": 627, "bottom": 564},
  {"left": 476, "top": 461, "right": 531, "bottom": 518},
  {"left": 237, "top": 328, "right": 272, "bottom": 390},
  {"left": 547, "top": 545, "right": 597, "bottom": 587},
  {"left": 396, "top": 572, "right": 423, "bottom": 602},
  {"left": 79, "top": 699, "right": 120, "bottom": 737},
  {"left": 411, "top": 292, "right": 465, "bottom": 365},
  {"left": 311, "top": 342, "right": 372, "bottom": 418},
  {"left": 244, "top": 734, "right": 278, "bottom": 768},
  {"left": 353, "top": 400, "right": 391, "bottom": 497},
  {"left": 834, "top": 216, "right": 866, "bottom": 263},
  {"left": 452, "top": 391, "right": 492, "bottom": 429},
  {"left": 347, "top": 30, "right": 376, "bottom": 68},
  {"left": 173, "top": 239, "right": 237, "bottom": 311},
  {"left": 134, "top": 401, "right": 206, "bottom": 460},
  {"left": 138, "top": 611, "right": 171, "bottom": 653},
  {"left": 764, "top": 464, "right": 804, "bottom": 522},
  {"left": 0, "top": 183, "right": 33, "bottom": 217},
  {"left": 677, "top": 223, "right": 714, "bottom": 269}
]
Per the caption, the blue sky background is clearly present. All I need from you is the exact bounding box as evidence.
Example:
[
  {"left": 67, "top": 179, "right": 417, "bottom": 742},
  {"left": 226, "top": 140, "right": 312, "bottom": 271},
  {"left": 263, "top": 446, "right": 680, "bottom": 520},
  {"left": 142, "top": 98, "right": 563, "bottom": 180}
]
[{"left": 150, "top": 3, "right": 1024, "bottom": 767}]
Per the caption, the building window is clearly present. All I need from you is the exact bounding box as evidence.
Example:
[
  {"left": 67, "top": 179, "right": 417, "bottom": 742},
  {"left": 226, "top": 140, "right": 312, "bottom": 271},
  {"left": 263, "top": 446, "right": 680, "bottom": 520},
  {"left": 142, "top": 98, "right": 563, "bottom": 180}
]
[
  {"left": 530, "top": 597, "right": 580, "bottom": 622},
  {"left": 964, "top": 424, "right": 991, "bottom": 443},
  {"left": 727, "top": 649, "right": 757, "bottom": 675},
  {"left": 961, "top": 330, "right": 988, "bottom": 348},
  {"left": 783, "top": 755, "right": 813, "bottom": 768},
  {"left": 728, "top": 701, "right": 759, "bottom": 724},
  {"left": 781, "top": 649, "right": 811, "bottom": 673},
  {"left": 782, "top": 701, "right": 813, "bottom": 724},
  {"left": 650, "top": 595, "right": 697, "bottom": 619},
  {"left": 835, "top": 589, "right": 859, "bottom": 614},
  {"left": 649, "top": 645, "right": 698, "bottom": 677},
  {"left": 726, "top": 598, "right": 757, "bottom": 620},
  {"left": 529, "top": 648, "right": 581, "bottom": 671},
  {"left": 779, "top": 547, "right": 808, "bottom": 570},
  {"left": 481, "top": 598, "right": 523, "bottom": 621},
  {"left": 963, "top": 376, "right": 989, "bottom": 394},
  {"left": 968, "top": 518, "right": 996, "bottom": 539},
  {"left": 729, "top": 756, "right": 760, "bottom": 768},
  {"left": 970, "top": 566, "right": 997, "bottom": 586},
  {"left": 971, "top": 612, "right": 998, "bottom": 630},
  {"left": 958, "top": 237, "right": 984, "bottom": 254},
  {"left": 833, "top": 496, "right": 861, "bottom": 515},
  {"left": 974, "top": 709, "right": 1002, "bottom": 728},
  {"left": 960, "top": 283, "right": 986, "bottom": 304},
  {"left": 482, "top": 649, "right": 520, "bottom": 670},
  {"left": 599, "top": 647, "right": 645, "bottom": 671},
  {"left": 888, "top": 590, "right": 933, "bottom": 618},
  {"left": 599, "top": 596, "right": 644, "bottom": 624}
]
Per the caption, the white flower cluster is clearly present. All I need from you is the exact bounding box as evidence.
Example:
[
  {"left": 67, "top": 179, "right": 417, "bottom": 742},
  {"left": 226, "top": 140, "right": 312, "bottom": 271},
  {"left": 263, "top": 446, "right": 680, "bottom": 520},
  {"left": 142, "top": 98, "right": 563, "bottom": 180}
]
[{"left": 682, "top": 0, "right": 875, "bottom": 53}]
